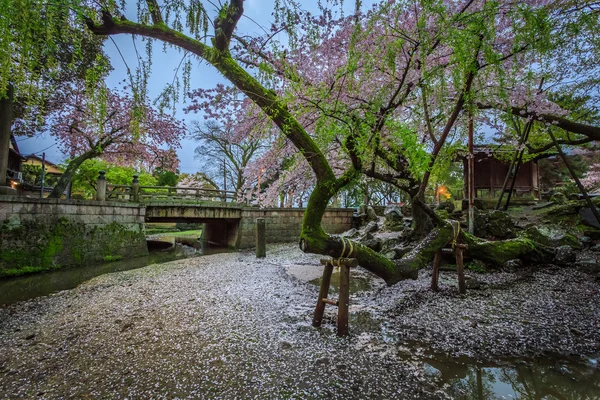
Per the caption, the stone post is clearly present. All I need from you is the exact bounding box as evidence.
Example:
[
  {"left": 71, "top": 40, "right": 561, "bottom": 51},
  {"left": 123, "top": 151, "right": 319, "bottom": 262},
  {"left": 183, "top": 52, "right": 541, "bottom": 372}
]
[
  {"left": 96, "top": 170, "right": 106, "bottom": 201},
  {"left": 256, "top": 218, "right": 266, "bottom": 258},
  {"left": 132, "top": 174, "right": 140, "bottom": 203}
]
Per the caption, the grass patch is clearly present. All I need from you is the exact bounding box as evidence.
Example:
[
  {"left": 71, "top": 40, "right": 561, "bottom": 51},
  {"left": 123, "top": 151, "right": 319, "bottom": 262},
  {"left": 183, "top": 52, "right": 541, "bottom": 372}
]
[
  {"left": 0, "top": 264, "right": 61, "bottom": 278},
  {"left": 163, "top": 230, "right": 203, "bottom": 238},
  {"left": 103, "top": 255, "right": 124, "bottom": 262}
]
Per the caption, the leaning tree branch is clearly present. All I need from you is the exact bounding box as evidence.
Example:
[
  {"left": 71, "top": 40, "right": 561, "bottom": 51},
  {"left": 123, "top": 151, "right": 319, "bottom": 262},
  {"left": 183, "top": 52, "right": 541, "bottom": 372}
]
[
  {"left": 145, "top": 0, "right": 164, "bottom": 25},
  {"left": 477, "top": 102, "right": 600, "bottom": 140},
  {"left": 214, "top": 0, "right": 244, "bottom": 51},
  {"left": 527, "top": 137, "right": 595, "bottom": 154}
]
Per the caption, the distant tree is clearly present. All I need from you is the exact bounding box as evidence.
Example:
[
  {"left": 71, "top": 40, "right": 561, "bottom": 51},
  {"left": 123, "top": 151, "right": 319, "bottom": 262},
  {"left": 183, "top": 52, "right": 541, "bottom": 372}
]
[
  {"left": 154, "top": 168, "right": 180, "bottom": 187},
  {"left": 191, "top": 118, "right": 264, "bottom": 195},
  {"left": 70, "top": 159, "right": 157, "bottom": 199},
  {"left": 48, "top": 87, "right": 185, "bottom": 198},
  {"left": 21, "top": 164, "right": 62, "bottom": 188}
]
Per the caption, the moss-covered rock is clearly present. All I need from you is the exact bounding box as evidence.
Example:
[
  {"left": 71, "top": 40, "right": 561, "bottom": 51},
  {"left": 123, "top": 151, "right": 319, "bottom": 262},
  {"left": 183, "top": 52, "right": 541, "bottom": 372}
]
[
  {"left": 383, "top": 207, "right": 405, "bottom": 231},
  {"left": 549, "top": 192, "right": 568, "bottom": 204},
  {"left": 519, "top": 225, "right": 581, "bottom": 249}
]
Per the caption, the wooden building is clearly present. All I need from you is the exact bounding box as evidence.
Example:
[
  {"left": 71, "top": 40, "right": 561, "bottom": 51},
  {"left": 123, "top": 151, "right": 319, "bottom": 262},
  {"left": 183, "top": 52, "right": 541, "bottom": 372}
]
[
  {"left": 463, "top": 146, "right": 540, "bottom": 198},
  {"left": 7, "top": 134, "right": 25, "bottom": 185},
  {"left": 20, "top": 154, "right": 65, "bottom": 198}
]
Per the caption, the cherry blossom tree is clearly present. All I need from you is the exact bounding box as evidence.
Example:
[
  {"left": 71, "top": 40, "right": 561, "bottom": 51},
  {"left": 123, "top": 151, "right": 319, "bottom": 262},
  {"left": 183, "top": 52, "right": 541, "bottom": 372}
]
[
  {"left": 48, "top": 87, "right": 185, "bottom": 198},
  {"left": 188, "top": 91, "right": 266, "bottom": 195},
  {"left": 582, "top": 163, "right": 600, "bottom": 192},
  {"left": 80, "top": 0, "right": 600, "bottom": 284}
]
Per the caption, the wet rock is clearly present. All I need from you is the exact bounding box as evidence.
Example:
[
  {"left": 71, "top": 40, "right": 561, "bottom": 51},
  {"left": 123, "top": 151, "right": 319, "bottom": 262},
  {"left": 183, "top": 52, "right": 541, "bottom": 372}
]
[
  {"left": 435, "top": 209, "right": 450, "bottom": 220},
  {"left": 486, "top": 210, "right": 516, "bottom": 239},
  {"left": 465, "top": 277, "right": 483, "bottom": 290},
  {"left": 580, "top": 236, "right": 593, "bottom": 247},
  {"left": 437, "top": 200, "right": 455, "bottom": 213},
  {"left": 364, "top": 221, "right": 379, "bottom": 234},
  {"left": 451, "top": 210, "right": 463, "bottom": 220},
  {"left": 570, "top": 327, "right": 584, "bottom": 336},
  {"left": 503, "top": 259, "right": 522, "bottom": 272},
  {"left": 591, "top": 244, "right": 600, "bottom": 252},
  {"left": 357, "top": 206, "right": 378, "bottom": 225},
  {"left": 357, "top": 232, "right": 374, "bottom": 242},
  {"left": 576, "top": 258, "right": 599, "bottom": 273},
  {"left": 366, "top": 206, "right": 378, "bottom": 222},
  {"left": 550, "top": 192, "right": 568, "bottom": 204},
  {"left": 380, "top": 235, "right": 402, "bottom": 253},
  {"left": 341, "top": 228, "right": 359, "bottom": 238},
  {"left": 554, "top": 246, "right": 576, "bottom": 265},
  {"left": 383, "top": 207, "right": 404, "bottom": 231},
  {"left": 579, "top": 208, "right": 600, "bottom": 229},
  {"left": 279, "top": 341, "right": 293, "bottom": 350},
  {"left": 520, "top": 225, "right": 581, "bottom": 249},
  {"left": 384, "top": 246, "right": 413, "bottom": 260},
  {"left": 362, "top": 238, "right": 382, "bottom": 252},
  {"left": 315, "top": 357, "right": 329, "bottom": 365},
  {"left": 400, "top": 204, "right": 412, "bottom": 217}
]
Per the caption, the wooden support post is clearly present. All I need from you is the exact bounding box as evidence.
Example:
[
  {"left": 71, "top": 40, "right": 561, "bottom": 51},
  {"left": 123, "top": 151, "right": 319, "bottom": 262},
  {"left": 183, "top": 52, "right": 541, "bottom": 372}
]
[
  {"left": 312, "top": 262, "right": 334, "bottom": 327},
  {"left": 431, "top": 250, "right": 441, "bottom": 292},
  {"left": 456, "top": 246, "right": 466, "bottom": 294},
  {"left": 255, "top": 218, "right": 266, "bottom": 258},
  {"left": 337, "top": 264, "right": 350, "bottom": 337},
  {"left": 96, "top": 170, "right": 107, "bottom": 201}
]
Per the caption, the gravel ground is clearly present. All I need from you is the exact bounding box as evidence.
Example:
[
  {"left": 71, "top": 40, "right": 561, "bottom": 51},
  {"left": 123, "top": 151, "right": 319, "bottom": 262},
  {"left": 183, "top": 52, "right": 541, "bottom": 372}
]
[{"left": 1, "top": 244, "right": 599, "bottom": 399}]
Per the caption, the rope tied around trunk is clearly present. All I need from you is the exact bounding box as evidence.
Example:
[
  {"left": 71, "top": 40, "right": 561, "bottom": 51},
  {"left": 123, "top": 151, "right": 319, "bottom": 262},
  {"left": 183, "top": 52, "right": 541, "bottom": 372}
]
[{"left": 451, "top": 220, "right": 461, "bottom": 249}]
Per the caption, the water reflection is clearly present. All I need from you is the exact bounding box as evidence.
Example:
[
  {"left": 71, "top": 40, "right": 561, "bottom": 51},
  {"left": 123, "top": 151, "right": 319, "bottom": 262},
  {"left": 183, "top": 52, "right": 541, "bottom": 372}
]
[
  {"left": 0, "top": 238, "right": 228, "bottom": 305},
  {"left": 426, "top": 357, "right": 600, "bottom": 399}
]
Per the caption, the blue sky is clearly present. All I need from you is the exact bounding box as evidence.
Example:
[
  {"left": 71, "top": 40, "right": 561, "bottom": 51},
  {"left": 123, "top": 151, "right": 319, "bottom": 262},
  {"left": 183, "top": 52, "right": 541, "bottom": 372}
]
[{"left": 18, "top": 0, "right": 375, "bottom": 173}]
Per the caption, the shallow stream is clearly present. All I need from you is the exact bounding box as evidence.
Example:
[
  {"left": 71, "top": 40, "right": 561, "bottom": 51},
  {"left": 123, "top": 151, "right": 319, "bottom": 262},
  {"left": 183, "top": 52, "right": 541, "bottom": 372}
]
[
  {"left": 0, "top": 234, "right": 228, "bottom": 305},
  {"left": 1, "top": 246, "right": 599, "bottom": 398}
]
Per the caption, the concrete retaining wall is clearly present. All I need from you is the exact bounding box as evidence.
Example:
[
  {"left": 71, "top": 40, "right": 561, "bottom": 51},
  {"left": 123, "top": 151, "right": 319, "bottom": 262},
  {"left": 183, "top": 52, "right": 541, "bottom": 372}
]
[
  {"left": 0, "top": 196, "right": 148, "bottom": 277},
  {"left": 237, "top": 208, "right": 354, "bottom": 249}
]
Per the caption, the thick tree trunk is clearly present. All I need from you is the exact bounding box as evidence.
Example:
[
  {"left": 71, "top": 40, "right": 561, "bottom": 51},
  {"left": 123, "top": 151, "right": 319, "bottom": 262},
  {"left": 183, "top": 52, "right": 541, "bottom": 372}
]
[
  {"left": 48, "top": 151, "right": 97, "bottom": 198},
  {"left": 299, "top": 179, "right": 455, "bottom": 285},
  {"left": 411, "top": 193, "right": 434, "bottom": 238},
  {"left": 0, "top": 85, "right": 14, "bottom": 187},
  {"left": 462, "top": 232, "right": 554, "bottom": 266}
]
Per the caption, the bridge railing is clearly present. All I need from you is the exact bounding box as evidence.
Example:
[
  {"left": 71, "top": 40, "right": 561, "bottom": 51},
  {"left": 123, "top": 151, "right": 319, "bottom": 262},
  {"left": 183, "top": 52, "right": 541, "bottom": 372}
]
[
  {"left": 137, "top": 185, "right": 238, "bottom": 202},
  {"left": 96, "top": 171, "right": 240, "bottom": 203}
]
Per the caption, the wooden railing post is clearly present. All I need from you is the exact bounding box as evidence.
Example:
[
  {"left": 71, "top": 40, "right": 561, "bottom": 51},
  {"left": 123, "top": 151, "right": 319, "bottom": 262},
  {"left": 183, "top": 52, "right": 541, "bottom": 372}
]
[
  {"left": 96, "top": 170, "right": 106, "bottom": 201},
  {"left": 132, "top": 174, "right": 140, "bottom": 203}
]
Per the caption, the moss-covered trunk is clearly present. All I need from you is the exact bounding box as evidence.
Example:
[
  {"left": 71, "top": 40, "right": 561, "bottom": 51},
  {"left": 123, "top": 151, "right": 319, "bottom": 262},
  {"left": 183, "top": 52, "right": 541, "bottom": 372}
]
[
  {"left": 299, "top": 179, "right": 456, "bottom": 285},
  {"left": 462, "top": 232, "right": 554, "bottom": 266},
  {"left": 49, "top": 151, "right": 97, "bottom": 199},
  {"left": 411, "top": 193, "right": 434, "bottom": 238}
]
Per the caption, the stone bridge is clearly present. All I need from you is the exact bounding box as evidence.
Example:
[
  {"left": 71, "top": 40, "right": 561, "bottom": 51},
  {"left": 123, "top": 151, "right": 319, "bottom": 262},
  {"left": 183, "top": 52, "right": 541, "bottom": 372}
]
[
  {"left": 144, "top": 201, "right": 354, "bottom": 248},
  {"left": 0, "top": 195, "right": 354, "bottom": 275}
]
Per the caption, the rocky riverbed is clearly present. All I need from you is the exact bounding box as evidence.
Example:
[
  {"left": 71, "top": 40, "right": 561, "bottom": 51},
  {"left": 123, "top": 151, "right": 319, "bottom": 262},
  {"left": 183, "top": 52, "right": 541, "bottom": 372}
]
[{"left": 1, "top": 244, "right": 599, "bottom": 399}]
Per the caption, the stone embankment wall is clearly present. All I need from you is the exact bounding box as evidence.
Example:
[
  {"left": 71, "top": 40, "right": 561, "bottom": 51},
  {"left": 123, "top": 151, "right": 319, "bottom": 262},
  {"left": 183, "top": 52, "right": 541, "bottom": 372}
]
[
  {"left": 236, "top": 208, "right": 354, "bottom": 248},
  {"left": 0, "top": 196, "right": 147, "bottom": 277}
]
